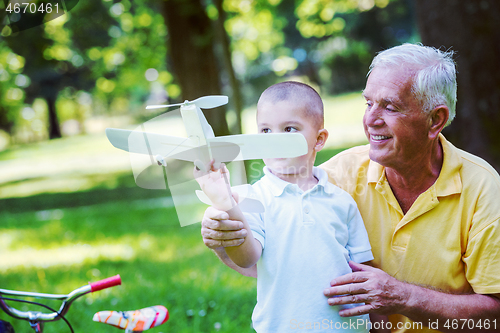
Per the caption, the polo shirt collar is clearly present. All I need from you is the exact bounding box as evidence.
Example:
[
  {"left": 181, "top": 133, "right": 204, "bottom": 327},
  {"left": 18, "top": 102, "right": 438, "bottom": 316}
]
[
  {"left": 365, "top": 134, "right": 462, "bottom": 197},
  {"left": 367, "top": 159, "right": 384, "bottom": 185},
  {"left": 262, "top": 166, "right": 335, "bottom": 196},
  {"left": 434, "top": 134, "right": 463, "bottom": 196}
]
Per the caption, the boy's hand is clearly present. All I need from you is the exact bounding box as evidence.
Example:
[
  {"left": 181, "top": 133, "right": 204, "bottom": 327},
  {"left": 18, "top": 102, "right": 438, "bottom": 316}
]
[
  {"left": 201, "top": 206, "right": 247, "bottom": 249},
  {"left": 194, "top": 160, "right": 235, "bottom": 211}
]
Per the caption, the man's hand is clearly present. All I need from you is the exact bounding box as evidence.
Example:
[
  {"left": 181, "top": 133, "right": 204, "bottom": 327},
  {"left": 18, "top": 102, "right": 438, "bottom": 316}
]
[
  {"left": 323, "top": 261, "right": 409, "bottom": 317},
  {"left": 201, "top": 206, "right": 247, "bottom": 249}
]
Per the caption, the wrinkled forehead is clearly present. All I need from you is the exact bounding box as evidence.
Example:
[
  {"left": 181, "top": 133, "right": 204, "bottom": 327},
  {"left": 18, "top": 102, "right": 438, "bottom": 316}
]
[
  {"left": 365, "top": 66, "right": 415, "bottom": 96},
  {"left": 371, "top": 63, "right": 421, "bottom": 85},
  {"left": 364, "top": 65, "right": 426, "bottom": 112}
]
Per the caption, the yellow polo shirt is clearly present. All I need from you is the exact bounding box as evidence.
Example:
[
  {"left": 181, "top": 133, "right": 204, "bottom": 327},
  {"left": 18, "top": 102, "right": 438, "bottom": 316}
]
[{"left": 320, "top": 134, "right": 500, "bottom": 333}]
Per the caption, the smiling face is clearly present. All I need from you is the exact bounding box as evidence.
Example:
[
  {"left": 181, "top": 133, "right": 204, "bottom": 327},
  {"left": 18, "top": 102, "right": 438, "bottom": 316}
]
[
  {"left": 257, "top": 99, "right": 325, "bottom": 177},
  {"left": 362, "top": 66, "right": 434, "bottom": 170}
]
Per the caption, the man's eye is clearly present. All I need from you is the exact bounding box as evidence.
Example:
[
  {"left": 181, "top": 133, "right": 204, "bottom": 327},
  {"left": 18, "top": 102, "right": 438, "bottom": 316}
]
[
  {"left": 284, "top": 127, "right": 298, "bottom": 133},
  {"left": 261, "top": 128, "right": 271, "bottom": 133}
]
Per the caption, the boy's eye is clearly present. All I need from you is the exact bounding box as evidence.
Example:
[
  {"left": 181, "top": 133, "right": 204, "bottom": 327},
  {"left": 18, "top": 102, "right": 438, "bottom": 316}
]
[
  {"left": 261, "top": 128, "right": 271, "bottom": 133},
  {"left": 284, "top": 126, "right": 298, "bottom": 133}
]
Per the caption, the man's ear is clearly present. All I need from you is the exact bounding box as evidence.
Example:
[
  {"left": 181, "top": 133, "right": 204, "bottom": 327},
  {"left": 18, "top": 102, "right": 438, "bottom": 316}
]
[
  {"left": 315, "top": 129, "right": 329, "bottom": 152},
  {"left": 428, "top": 105, "right": 449, "bottom": 140}
]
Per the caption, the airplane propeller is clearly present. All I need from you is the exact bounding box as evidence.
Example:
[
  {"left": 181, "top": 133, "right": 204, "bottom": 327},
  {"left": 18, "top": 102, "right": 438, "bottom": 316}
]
[{"left": 146, "top": 95, "right": 228, "bottom": 110}]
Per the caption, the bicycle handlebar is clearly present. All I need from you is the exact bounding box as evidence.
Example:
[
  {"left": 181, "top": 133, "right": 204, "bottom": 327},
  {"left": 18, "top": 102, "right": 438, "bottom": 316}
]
[
  {"left": 0, "top": 275, "right": 122, "bottom": 323},
  {"left": 90, "top": 275, "right": 122, "bottom": 292}
]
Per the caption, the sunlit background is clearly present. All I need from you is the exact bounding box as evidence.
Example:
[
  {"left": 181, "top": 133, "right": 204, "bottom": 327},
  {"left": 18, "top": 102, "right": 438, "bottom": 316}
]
[{"left": 1, "top": 0, "right": 499, "bottom": 332}]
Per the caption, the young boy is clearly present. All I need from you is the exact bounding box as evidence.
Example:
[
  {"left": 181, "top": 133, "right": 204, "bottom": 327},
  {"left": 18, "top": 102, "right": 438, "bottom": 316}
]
[{"left": 195, "top": 82, "right": 375, "bottom": 332}]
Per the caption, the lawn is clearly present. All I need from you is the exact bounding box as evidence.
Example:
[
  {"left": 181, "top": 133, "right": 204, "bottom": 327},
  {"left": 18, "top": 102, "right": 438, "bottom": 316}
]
[
  {"left": 0, "top": 198, "right": 258, "bottom": 333},
  {"left": 0, "top": 92, "right": 367, "bottom": 332}
]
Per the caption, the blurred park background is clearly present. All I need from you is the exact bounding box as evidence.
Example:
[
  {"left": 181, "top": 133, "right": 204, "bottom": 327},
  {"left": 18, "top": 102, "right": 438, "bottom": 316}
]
[{"left": 1, "top": 0, "right": 499, "bottom": 332}]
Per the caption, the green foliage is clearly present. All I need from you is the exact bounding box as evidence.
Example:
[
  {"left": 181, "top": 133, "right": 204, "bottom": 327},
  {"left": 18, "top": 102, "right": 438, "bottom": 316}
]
[
  {"left": 0, "top": 41, "right": 25, "bottom": 135},
  {"left": 0, "top": 0, "right": 174, "bottom": 141},
  {"left": 211, "top": 0, "right": 418, "bottom": 106},
  {"left": 73, "top": 0, "right": 172, "bottom": 110},
  {"left": 294, "top": 0, "right": 399, "bottom": 39},
  {"left": 1, "top": 0, "right": 417, "bottom": 144},
  {"left": 223, "top": 0, "right": 286, "bottom": 61}
]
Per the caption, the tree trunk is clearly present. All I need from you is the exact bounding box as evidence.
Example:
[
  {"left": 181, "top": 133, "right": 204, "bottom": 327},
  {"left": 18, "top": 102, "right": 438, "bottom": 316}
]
[
  {"left": 162, "top": 0, "right": 230, "bottom": 136},
  {"left": 46, "top": 95, "right": 62, "bottom": 139},
  {"left": 214, "top": 0, "right": 243, "bottom": 135},
  {"left": 212, "top": 0, "right": 249, "bottom": 184},
  {"left": 0, "top": 86, "right": 14, "bottom": 135},
  {"left": 415, "top": 0, "right": 500, "bottom": 171}
]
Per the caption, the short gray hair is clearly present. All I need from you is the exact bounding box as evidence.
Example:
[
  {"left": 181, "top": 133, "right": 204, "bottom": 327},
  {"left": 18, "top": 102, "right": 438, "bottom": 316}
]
[{"left": 369, "top": 43, "right": 457, "bottom": 127}]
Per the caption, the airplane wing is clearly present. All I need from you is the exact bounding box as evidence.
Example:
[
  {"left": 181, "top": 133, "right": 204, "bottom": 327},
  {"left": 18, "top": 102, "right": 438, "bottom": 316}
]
[
  {"left": 107, "top": 129, "right": 307, "bottom": 164},
  {"left": 208, "top": 133, "right": 307, "bottom": 161},
  {"left": 105, "top": 128, "right": 198, "bottom": 160}
]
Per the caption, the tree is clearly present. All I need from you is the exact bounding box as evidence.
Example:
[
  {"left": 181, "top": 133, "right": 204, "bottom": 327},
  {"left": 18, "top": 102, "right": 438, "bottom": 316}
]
[
  {"left": 217, "top": 0, "right": 416, "bottom": 101},
  {"left": 4, "top": 25, "right": 63, "bottom": 139},
  {"left": 162, "top": 0, "right": 229, "bottom": 136},
  {"left": 0, "top": 42, "right": 24, "bottom": 137},
  {"left": 2, "top": 0, "right": 168, "bottom": 141},
  {"left": 3, "top": 0, "right": 116, "bottom": 139},
  {"left": 213, "top": 0, "right": 243, "bottom": 134},
  {"left": 415, "top": 0, "right": 500, "bottom": 171}
]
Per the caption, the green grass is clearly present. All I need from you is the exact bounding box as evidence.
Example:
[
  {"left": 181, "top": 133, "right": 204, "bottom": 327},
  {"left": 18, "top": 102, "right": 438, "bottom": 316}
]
[
  {"left": 0, "top": 149, "right": 349, "bottom": 333},
  {"left": 0, "top": 200, "right": 257, "bottom": 333},
  {"left": 0, "top": 92, "right": 366, "bottom": 333}
]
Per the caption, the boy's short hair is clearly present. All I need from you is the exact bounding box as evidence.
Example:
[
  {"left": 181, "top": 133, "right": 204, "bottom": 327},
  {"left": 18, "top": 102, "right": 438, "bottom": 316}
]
[{"left": 257, "top": 81, "right": 324, "bottom": 129}]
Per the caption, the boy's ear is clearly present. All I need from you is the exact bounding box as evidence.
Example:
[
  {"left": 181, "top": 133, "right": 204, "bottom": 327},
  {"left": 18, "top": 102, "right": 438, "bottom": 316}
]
[{"left": 314, "top": 129, "right": 329, "bottom": 152}]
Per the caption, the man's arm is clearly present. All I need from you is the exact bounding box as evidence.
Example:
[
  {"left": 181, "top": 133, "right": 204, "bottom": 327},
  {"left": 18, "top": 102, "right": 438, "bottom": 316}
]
[
  {"left": 323, "top": 262, "right": 500, "bottom": 332},
  {"left": 201, "top": 205, "right": 259, "bottom": 274}
]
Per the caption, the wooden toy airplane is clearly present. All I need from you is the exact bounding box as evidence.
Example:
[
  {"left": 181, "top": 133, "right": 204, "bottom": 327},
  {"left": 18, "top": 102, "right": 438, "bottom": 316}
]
[
  {"left": 106, "top": 96, "right": 307, "bottom": 170},
  {"left": 105, "top": 96, "right": 307, "bottom": 225}
]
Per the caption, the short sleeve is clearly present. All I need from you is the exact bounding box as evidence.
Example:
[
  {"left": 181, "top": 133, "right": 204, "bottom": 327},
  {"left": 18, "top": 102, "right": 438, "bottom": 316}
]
[
  {"left": 244, "top": 212, "right": 265, "bottom": 249},
  {"left": 346, "top": 202, "right": 374, "bottom": 263},
  {"left": 464, "top": 218, "right": 500, "bottom": 294}
]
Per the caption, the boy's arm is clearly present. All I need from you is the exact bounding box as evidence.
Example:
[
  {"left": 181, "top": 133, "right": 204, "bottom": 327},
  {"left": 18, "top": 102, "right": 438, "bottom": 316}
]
[
  {"left": 222, "top": 204, "right": 262, "bottom": 268},
  {"left": 194, "top": 163, "right": 262, "bottom": 268},
  {"left": 212, "top": 246, "right": 258, "bottom": 278}
]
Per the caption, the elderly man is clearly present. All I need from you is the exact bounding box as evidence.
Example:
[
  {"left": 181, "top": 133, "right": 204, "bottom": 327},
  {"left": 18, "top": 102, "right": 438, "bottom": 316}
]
[{"left": 201, "top": 44, "right": 500, "bottom": 332}]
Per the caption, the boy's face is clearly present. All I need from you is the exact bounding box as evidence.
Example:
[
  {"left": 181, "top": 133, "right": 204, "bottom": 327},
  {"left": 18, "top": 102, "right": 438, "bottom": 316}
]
[{"left": 257, "top": 99, "right": 323, "bottom": 177}]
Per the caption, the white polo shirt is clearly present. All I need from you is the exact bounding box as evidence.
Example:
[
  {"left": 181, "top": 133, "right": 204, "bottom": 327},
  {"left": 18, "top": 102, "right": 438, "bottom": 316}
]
[{"left": 245, "top": 166, "right": 373, "bottom": 332}]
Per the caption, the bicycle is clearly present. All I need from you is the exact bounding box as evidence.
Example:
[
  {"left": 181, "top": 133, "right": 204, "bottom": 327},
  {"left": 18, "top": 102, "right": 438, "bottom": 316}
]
[{"left": 0, "top": 275, "right": 169, "bottom": 333}]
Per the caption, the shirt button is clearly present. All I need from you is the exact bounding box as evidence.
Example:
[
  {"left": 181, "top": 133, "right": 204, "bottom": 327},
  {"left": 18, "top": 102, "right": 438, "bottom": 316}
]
[{"left": 304, "top": 206, "right": 310, "bottom": 214}]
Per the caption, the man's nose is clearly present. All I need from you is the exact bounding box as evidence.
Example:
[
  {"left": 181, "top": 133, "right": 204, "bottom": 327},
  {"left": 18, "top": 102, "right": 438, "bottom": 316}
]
[{"left": 364, "top": 106, "right": 384, "bottom": 127}]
